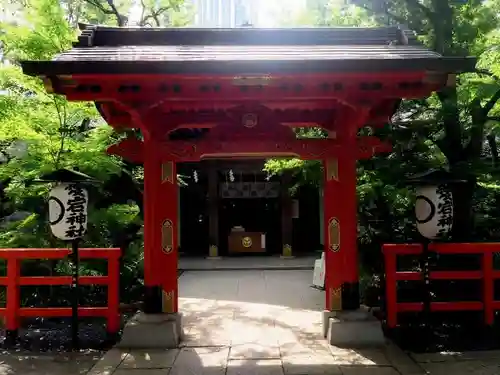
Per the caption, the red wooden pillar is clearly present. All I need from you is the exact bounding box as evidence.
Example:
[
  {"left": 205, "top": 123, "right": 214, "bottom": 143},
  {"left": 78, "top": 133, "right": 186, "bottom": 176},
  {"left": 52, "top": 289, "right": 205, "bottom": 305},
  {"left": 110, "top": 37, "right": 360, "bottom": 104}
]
[
  {"left": 5, "top": 257, "right": 20, "bottom": 342},
  {"left": 106, "top": 252, "right": 121, "bottom": 335},
  {"left": 323, "top": 106, "right": 370, "bottom": 311},
  {"left": 323, "top": 128, "right": 360, "bottom": 311},
  {"left": 143, "top": 141, "right": 178, "bottom": 314}
]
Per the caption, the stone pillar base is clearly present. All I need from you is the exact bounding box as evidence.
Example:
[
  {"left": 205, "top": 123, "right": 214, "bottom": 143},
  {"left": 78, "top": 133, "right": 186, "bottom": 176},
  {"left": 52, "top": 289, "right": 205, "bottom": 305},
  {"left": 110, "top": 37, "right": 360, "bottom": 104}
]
[
  {"left": 322, "top": 310, "right": 336, "bottom": 338},
  {"left": 117, "top": 312, "right": 183, "bottom": 349},
  {"left": 206, "top": 256, "right": 222, "bottom": 260},
  {"left": 280, "top": 255, "right": 296, "bottom": 259},
  {"left": 325, "top": 308, "right": 385, "bottom": 348}
]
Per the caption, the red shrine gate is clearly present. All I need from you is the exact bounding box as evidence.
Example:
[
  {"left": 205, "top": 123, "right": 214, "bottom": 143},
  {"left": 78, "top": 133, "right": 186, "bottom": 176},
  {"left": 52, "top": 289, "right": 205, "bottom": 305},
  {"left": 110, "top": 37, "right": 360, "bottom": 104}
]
[{"left": 22, "top": 25, "right": 474, "bottom": 320}]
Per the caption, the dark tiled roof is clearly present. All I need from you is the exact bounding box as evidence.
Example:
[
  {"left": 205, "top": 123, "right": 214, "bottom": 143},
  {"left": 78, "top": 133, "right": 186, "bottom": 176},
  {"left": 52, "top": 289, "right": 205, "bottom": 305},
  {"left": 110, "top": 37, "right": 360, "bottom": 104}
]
[
  {"left": 55, "top": 45, "right": 441, "bottom": 62},
  {"left": 21, "top": 24, "right": 476, "bottom": 76},
  {"left": 73, "top": 24, "right": 415, "bottom": 46}
]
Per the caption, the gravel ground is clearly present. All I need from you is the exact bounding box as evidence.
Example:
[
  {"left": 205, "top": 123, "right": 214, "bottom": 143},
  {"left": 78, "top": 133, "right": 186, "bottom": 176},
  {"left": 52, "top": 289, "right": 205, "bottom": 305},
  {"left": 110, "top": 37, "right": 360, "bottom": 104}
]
[
  {"left": 0, "top": 317, "right": 124, "bottom": 352},
  {"left": 386, "top": 311, "right": 500, "bottom": 353}
]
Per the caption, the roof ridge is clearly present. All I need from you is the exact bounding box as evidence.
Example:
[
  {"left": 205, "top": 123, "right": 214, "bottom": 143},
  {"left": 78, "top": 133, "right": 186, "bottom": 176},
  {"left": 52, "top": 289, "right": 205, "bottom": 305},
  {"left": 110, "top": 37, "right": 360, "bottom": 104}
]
[{"left": 73, "top": 24, "right": 410, "bottom": 48}]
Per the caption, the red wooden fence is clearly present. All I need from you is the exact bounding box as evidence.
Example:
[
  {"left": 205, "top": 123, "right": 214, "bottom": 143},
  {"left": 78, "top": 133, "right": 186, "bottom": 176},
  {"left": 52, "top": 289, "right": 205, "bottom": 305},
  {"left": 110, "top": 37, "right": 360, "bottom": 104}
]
[
  {"left": 0, "top": 248, "right": 121, "bottom": 336},
  {"left": 383, "top": 243, "right": 500, "bottom": 328}
]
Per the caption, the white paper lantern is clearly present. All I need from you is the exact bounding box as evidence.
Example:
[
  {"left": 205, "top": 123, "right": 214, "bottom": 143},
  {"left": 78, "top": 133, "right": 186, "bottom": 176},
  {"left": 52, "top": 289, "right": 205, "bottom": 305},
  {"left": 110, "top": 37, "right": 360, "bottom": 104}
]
[
  {"left": 415, "top": 184, "right": 453, "bottom": 239},
  {"left": 48, "top": 183, "right": 88, "bottom": 241}
]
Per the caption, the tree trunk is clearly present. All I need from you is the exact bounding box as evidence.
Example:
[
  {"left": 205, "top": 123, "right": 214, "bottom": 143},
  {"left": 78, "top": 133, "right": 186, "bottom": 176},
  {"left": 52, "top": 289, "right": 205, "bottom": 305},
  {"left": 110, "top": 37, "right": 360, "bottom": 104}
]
[{"left": 449, "top": 176, "right": 476, "bottom": 241}]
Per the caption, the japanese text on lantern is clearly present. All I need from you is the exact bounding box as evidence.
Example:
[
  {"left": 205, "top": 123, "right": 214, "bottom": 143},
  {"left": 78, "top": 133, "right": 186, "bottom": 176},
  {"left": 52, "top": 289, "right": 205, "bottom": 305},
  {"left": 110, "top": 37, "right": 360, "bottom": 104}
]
[
  {"left": 64, "top": 184, "right": 88, "bottom": 239},
  {"left": 436, "top": 184, "right": 453, "bottom": 237}
]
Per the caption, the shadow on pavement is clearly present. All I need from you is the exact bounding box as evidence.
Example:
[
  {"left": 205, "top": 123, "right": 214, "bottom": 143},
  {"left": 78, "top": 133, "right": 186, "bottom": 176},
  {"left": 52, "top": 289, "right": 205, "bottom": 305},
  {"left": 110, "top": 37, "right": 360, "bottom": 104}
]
[{"left": 0, "top": 351, "right": 100, "bottom": 375}]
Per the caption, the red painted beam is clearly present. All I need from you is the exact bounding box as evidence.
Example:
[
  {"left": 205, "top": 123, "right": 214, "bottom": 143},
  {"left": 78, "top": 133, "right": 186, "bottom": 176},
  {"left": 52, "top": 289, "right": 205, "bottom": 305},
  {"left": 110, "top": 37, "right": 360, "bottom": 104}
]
[
  {"left": 429, "top": 243, "right": 500, "bottom": 254},
  {"left": 61, "top": 72, "right": 439, "bottom": 105},
  {"left": 18, "top": 276, "right": 109, "bottom": 286},
  {"left": 429, "top": 271, "right": 483, "bottom": 280},
  {"left": 67, "top": 86, "right": 437, "bottom": 107},
  {"left": 0, "top": 248, "right": 120, "bottom": 259},
  {"left": 18, "top": 307, "right": 109, "bottom": 318},
  {"left": 99, "top": 101, "right": 395, "bottom": 134},
  {"left": 430, "top": 301, "right": 483, "bottom": 312},
  {"left": 107, "top": 138, "right": 144, "bottom": 163},
  {"left": 394, "top": 271, "right": 422, "bottom": 281},
  {"left": 382, "top": 243, "right": 423, "bottom": 256},
  {"left": 107, "top": 136, "right": 391, "bottom": 162},
  {"left": 396, "top": 302, "right": 424, "bottom": 313}
]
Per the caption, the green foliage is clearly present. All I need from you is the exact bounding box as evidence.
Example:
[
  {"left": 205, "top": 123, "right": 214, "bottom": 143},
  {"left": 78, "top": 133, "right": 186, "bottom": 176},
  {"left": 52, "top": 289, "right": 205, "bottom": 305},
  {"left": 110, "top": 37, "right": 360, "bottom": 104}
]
[
  {"left": 270, "top": 0, "right": 500, "bottom": 269},
  {"left": 0, "top": 0, "right": 180, "bottom": 307},
  {"left": 0, "top": 0, "right": 193, "bottom": 308}
]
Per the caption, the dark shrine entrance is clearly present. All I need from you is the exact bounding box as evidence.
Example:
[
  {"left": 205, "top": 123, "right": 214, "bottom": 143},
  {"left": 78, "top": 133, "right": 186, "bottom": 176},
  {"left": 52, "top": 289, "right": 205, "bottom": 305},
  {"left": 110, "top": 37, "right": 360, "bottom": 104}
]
[
  {"left": 220, "top": 197, "right": 282, "bottom": 255},
  {"left": 22, "top": 25, "right": 474, "bottom": 328},
  {"left": 177, "top": 159, "right": 299, "bottom": 256}
]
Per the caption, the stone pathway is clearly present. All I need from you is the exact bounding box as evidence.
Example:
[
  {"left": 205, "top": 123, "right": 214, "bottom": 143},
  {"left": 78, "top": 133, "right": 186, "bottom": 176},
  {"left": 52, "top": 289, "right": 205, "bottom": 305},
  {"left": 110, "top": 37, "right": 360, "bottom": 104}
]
[
  {"left": 0, "top": 350, "right": 100, "bottom": 375},
  {"left": 11, "top": 269, "right": 500, "bottom": 374},
  {"left": 178, "top": 256, "right": 316, "bottom": 271},
  {"left": 410, "top": 350, "right": 500, "bottom": 375},
  {"left": 90, "top": 270, "right": 421, "bottom": 374}
]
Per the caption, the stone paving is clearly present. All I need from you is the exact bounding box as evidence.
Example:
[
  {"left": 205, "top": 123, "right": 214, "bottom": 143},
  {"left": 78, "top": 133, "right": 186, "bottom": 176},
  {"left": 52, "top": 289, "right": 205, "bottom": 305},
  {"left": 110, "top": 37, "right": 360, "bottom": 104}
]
[
  {"left": 178, "top": 256, "right": 316, "bottom": 271},
  {"left": 90, "top": 270, "right": 422, "bottom": 375},
  {"left": 0, "top": 350, "right": 101, "bottom": 375},
  {"left": 6, "top": 269, "right": 500, "bottom": 374},
  {"left": 409, "top": 350, "right": 500, "bottom": 375}
]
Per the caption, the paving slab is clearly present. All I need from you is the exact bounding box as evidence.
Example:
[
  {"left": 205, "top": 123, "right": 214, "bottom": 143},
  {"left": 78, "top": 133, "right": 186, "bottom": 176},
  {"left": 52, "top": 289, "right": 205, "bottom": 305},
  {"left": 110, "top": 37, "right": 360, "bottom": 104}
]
[
  {"left": 0, "top": 351, "right": 100, "bottom": 375},
  {"left": 169, "top": 347, "right": 229, "bottom": 375},
  {"left": 229, "top": 343, "right": 281, "bottom": 359},
  {"left": 113, "top": 370, "right": 170, "bottom": 375},
  {"left": 340, "top": 366, "right": 400, "bottom": 375},
  {"left": 227, "top": 359, "right": 284, "bottom": 375},
  {"left": 178, "top": 256, "right": 316, "bottom": 270},
  {"left": 282, "top": 354, "right": 342, "bottom": 375},
  {"left": 453, "top": 350, "right": 500, "bottom": 361},
  {"left": 118, "top": 349, "right": 179, "bottom": 369},
  {"left": 329, "top": 347, "right": 391, "bottom": 366},
  {"left": 419, "top": 360, "right": 495, "bottom": 375},
  {"left": 410, "top": 351, "right": 457, "bottom": 363}
]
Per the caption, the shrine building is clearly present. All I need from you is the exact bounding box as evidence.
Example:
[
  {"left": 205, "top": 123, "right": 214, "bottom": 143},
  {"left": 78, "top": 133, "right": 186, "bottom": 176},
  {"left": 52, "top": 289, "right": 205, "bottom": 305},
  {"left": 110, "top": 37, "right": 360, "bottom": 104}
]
[{"left": 21, "top": 24, "right": 475, "bottom": 345}]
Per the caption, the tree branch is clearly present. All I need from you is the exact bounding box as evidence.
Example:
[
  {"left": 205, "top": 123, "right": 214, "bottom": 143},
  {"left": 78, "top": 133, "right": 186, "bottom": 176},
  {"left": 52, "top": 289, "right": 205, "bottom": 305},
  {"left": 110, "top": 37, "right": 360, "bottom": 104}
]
[
  {"left": 391, "top": 119, "right": 436, "bottom": 129},
  {"left": 141, "top": 7, "right": 172, "bottom": 27},
  {"left": 475, "top": 69, "right": 498, "bottom": 79},
  {"left": 353, "top": 3, "right": 406, "bottom": 24},
  {"left": 436, "top": 87, "right": 462, "bottom": 159},
  {"left": 482, "top": 87, "right": 500, "bottom": 117},
  {"left": 83, "top": 0, "right": 115, "bottom": 15},
  {"left": 139, "top": 0, "right": 146, "bottom": 26},
  {"left": 83, "top": 0, "right": 126, "bottom": 26},
  {"left": 403, "top": 0, "right": 434, "bottom": 20}
]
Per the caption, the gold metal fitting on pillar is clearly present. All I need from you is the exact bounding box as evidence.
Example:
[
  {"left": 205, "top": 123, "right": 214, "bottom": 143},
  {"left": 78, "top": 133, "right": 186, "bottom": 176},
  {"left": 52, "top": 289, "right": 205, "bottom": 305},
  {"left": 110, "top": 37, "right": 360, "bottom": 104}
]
[
  {"left": 329, "top": 287, "right": 342, "bottom": 311},
  {"left": 209, "top": 245, "right": 218, "bottom": 257},
  {"left": 162, "top": 290, "right": 175, "bottom": 313},
  {"left": 161, "top": 219, "right": 173, "bottom": 253},
  {"left": 328, "top": 217, "right": 340, "bottom": 252},
  {"left": 282, "top": 244, "right": 292, "bottom": 257},
  {"left": 161, "top": 162, "right": 174, "bottom": 184}
]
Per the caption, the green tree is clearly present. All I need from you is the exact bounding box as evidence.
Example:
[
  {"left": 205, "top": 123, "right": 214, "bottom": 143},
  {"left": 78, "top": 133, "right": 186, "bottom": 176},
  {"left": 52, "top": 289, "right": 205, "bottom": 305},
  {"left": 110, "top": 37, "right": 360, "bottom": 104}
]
[
  {"left": 348, "top": 1, "right": 500, "bottom": 240},
  {"left": 271, "top": 0, "right": 500, "bottom": 242}
]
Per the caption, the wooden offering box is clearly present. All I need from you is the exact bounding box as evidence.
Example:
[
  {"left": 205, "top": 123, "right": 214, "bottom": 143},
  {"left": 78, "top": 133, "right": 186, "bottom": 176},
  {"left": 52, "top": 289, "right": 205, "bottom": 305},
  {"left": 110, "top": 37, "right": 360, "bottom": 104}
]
[{"left": 228, "top": 232, "right": 265, "bottom": 253}]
